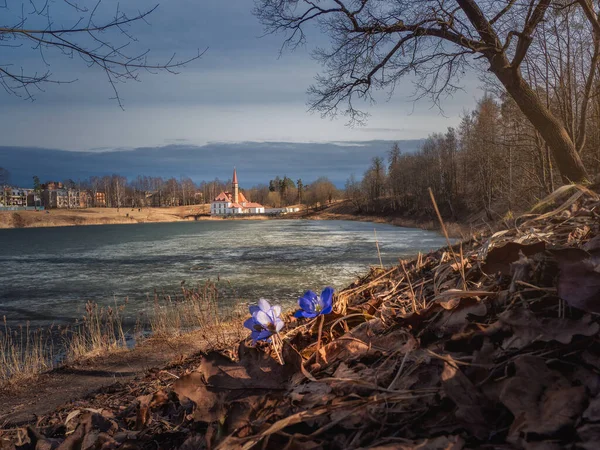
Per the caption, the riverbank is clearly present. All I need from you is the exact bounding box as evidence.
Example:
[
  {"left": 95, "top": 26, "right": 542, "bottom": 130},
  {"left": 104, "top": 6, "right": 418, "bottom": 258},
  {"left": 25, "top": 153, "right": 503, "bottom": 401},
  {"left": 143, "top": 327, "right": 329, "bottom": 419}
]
[
  {"left": 1, "top": 184, "right": 597, "bottom": 449},
  {"left": 0, "top": 201, "right": 468, "bottom": 238},
  {"left": 288, "top": 200, "right": 470, "bottom": 238},
  {"left": 0, "top": 206, "right": 207, "bottom": 228}
]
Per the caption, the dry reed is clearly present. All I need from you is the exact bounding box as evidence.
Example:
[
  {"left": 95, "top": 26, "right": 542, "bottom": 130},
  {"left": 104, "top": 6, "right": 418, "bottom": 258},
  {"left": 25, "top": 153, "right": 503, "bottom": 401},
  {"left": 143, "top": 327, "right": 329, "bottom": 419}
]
[{"left": 0, "top": 281, "right": 244, "bottom": 389}]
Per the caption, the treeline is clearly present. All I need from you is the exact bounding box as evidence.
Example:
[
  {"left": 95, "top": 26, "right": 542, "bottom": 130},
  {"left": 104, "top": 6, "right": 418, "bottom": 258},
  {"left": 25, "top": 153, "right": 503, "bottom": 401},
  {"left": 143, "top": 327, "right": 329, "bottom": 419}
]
[
  {"left": 244, "top": 176, "right": 340, "bottom": 208},
  {"left": 62, "top": 175, "right": 222, "bottom": 208},
  {"left": 347, "top": 92, "right": 600, "bottom": 221},
  {"left": 45, "top": 174, "right": 341, "bottom": 209}
]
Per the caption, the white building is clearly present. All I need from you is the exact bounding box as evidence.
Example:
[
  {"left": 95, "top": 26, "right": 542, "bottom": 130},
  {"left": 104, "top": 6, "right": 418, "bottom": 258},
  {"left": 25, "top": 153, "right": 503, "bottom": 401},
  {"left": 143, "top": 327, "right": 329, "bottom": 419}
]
[{"left": 211, "top": 169, "right": 266, "bottom": 215}]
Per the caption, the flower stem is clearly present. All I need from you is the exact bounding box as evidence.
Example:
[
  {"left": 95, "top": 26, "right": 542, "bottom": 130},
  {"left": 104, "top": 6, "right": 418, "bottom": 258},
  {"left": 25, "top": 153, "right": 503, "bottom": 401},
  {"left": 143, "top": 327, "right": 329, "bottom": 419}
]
[
  {"left": 315, "top": 313, "right": 325, "bottom": 365},
  {"left": 273, "top": 333, "right": 284, "bottom": 365}
]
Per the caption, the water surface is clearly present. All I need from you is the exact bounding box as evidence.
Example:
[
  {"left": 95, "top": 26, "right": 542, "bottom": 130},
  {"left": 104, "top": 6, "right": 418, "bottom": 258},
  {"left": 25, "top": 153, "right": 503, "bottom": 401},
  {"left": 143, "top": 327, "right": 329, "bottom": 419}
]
[{"left": 0, "top": 220, "right": 446, "bottom": 326}]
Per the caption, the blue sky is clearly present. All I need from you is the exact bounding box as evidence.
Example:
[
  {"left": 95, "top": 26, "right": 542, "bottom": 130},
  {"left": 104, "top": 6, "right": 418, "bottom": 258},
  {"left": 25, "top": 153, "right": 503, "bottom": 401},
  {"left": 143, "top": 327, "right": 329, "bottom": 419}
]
[{"left": 0, "top": 1, "right": 481, "bottom": 158}]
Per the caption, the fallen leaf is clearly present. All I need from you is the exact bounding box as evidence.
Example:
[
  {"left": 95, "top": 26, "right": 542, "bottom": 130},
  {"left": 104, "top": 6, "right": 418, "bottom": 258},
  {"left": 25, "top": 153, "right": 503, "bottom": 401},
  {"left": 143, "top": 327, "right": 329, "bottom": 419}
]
[
  {"left": 434, "top": 298, "right": 487, "bottom": 335},
  {"left": 583, "top": 235, "right": 600, "bottom": 254},
  {"left": 368, "top": 435, "right": 465, "bottom": 450},
  {"left": 435, "top": 290, "right": 495, "bottom": 310},
  {"left": 441, "top": 361, "right": 495, "bottom": 439},
  {"left": 499, "top": 356, "right": 586, "bottom": 442},
  {"left": 578, "top": 424, "right": 600, "bottom": 450},
  {"left": 315, "top": 319, "right": 415, "bottom": 369},
  {"left": 583, "top": 395, "right": 600, "bottom": 422},
  {"left": 173, "top": 372, "right": 226, "bottom": 424},
  {"left": 556, "top": 250, "right": 600, "bottom": 313},
  {"left": 174, "top": 342, "right": 302, "bottom": 424},
  {"left": 483, "top": 241, "right": 546, "bottom": 275},
  {"left": 494, "top": 308, "right": 599, "bottom": 350}
]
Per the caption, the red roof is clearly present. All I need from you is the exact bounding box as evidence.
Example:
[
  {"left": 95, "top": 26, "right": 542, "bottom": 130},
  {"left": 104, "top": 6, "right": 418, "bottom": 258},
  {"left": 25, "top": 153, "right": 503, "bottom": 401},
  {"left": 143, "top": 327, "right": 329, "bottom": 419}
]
[
  {"left": 214, "top": 192, "right": 231, "bottom": 202},
  {"left": 213, "top": 191, "right": 250, "bottom": 202},
  {"left": 245, "top": 202, "right": 264, "bottom": 208}
]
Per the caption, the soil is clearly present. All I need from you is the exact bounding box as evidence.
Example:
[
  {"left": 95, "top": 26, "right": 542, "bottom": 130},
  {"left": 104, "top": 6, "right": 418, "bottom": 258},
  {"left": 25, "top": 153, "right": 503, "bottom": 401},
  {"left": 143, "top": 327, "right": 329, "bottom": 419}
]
[{"left": 0, "top": 332, "right": 209, "bottom": 426}]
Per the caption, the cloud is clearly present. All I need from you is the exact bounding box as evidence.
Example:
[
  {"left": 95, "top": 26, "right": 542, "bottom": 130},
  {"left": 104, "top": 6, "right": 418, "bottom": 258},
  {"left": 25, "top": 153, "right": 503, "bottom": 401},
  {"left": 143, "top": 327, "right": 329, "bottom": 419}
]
[
  {"left": 357, "top": 127, "right": 410, "bottom": 133},
  {"left": 0, "top": 140, "right": 425, "bottom": 188},
  {"left": 0, "top": 0, "right": 482, "bottom": 151}
]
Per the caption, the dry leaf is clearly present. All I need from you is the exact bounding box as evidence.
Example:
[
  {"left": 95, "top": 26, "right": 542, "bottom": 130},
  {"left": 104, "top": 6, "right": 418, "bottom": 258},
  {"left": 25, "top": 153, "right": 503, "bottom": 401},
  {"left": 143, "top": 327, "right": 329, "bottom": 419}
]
[
  {"left": 495, "top": 308, "right": 599, "bottom": 350},
  {"left": 499, "top": 356, "right": 586, "bottom": 442},
  {"left": 556, "top": 251, "right": 600, "bottom": 313},
  {"left": 483, "top": 241, "right": 546, "bottom": 275}
]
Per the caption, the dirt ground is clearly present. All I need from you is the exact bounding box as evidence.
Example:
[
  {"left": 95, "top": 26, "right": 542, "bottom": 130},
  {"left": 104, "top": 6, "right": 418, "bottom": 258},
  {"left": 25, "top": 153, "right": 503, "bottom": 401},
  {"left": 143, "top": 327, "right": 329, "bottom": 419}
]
[
  {"left": 0, "top": 331, "right": 212, "bottom": 426},
  {"left": 0, "top": 205, "right": 211, "bottom": 229}
]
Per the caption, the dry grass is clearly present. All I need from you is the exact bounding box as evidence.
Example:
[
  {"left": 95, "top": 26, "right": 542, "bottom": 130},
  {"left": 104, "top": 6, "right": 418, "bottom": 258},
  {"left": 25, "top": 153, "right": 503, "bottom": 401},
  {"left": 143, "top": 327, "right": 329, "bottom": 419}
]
[
  {"left": 149, "top": 281, "right": 246, "bottom": 349},
  {"left": 65, "top": 301, "right": 128, "bottom": 361},
  {"left": 0, "top": 281, "right": 243, "bottom": 389},
  {"left": 0, "top": 318, "right": 54, "bottom": 385}
]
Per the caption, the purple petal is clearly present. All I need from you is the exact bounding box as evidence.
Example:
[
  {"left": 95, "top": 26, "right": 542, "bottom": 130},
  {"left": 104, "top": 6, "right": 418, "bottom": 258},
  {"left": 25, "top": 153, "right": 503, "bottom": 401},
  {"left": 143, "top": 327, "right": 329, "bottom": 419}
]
[
  {"left": 298, "top": 290, "right": 318, "bottom": 313},
  {"left": 249, "top": 305, "right": 260, "bottom": 315},
  {"left": 320, "top": 287, "right": 334, "bottom": 310},
  {"left": 255, "top": 310, "right": 271, "bottom": 326},
  {"left": 302, "top": 311, "right": 319, "bottom": 319},
  {"left": 275, "top": 318, "right": 284, "bottom": 332},
  {"left": 243, "top": 317, "right": 256, "bottom": 331},
  {"left": 271, "top": 305, "right": 282, "bottom": 319},
  {"left": 321, "top": 303, "right": 333, "bottom": 315},
  {"left": 258, "top": 298, "right": 271, "bottom": 313},
  {"left": 251, "top": 329, "right": 272, "bottom": 342}
]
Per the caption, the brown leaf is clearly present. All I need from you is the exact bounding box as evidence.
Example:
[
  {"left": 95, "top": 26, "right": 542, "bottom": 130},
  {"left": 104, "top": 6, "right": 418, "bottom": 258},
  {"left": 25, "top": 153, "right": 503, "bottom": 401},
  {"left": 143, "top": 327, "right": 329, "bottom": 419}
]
[
  {"left": 289, "top": 382, "right": 333, "bottom": 409},
  {"left": 483, "top": 241, "right": 546, "bottom": 275},
  {"left": 583, "top": 395, "right": 600, "bottom": 422},
  {"left": 583, "top": 235, "right": 600, "bottom": 254},
  {"left": 315, "top": 319, "right": 415, "bottom": 369},
  {"left": 174, "top": 342, "right": 302, "bottom": 424},
  {"left": 441, "top": 362, "right": 495, "bottom": 439},
  {"left": 495, "top": 308, "right": 599, "bottom": 350},
  {"left": 434, "top": 298, "right": 487, "bottom": 335},
  {"left": 173, "top": 372, "right": 226, "bottom": 424},
  {"left": 556, "top": 250, "right": 600, "bottom": 313},
  {"left": 368, "top": 435, "right": 465, "bottom": 450},
  {"left": 499, "top": 356, "right": 586, "bottom": 441},
  {"left": 178, "top": 435, "right": 206, "bottom": 450},
  {"left": 578, "top": 424, "right": 600, "bottom": 450},
  {"left": 435, "top": 290, "right": 495, "bottom": 310}
]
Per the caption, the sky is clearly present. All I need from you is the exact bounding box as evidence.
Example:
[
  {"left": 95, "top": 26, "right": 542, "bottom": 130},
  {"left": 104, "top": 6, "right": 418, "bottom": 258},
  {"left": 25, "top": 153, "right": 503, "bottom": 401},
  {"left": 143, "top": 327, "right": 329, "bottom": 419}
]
[{"left": 0, "top": 0, "right": 482, "bottom": 180}]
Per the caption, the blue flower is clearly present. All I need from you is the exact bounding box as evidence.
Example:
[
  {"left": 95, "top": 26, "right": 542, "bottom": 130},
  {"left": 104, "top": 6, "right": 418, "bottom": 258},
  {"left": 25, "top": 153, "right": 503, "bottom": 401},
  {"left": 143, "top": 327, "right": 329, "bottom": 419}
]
[
  {"left": 294, "top": 287, "right": 334, "bottom": 319},
  {"left": 244, "top": 298, "right": 284, "bottom": 342}
]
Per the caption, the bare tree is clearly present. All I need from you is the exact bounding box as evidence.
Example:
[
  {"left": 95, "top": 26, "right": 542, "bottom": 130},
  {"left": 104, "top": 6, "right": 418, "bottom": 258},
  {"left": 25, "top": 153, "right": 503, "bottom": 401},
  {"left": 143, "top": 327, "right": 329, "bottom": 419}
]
[
  {"left": 254, "top": 0, "right": 592, "bottom": 182},
  {"left": 0, "top": 1, "right": 202, "bottom": 107}
]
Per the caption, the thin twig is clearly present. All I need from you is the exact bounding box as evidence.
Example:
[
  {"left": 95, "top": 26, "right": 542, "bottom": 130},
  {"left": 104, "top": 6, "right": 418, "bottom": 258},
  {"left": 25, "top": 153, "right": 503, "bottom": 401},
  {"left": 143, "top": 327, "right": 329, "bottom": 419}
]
[
  {"left": 400, "top": 261, "right": 418, "bottom": 313},
  {"left": 387, "top": 351, "right": 410, "bottom": 390},
  {"left": 428, "top": 188, "right": 466, "bottom": 289},
  {"left": 374, "top": 229, "right": 384, "bottom": 269}
]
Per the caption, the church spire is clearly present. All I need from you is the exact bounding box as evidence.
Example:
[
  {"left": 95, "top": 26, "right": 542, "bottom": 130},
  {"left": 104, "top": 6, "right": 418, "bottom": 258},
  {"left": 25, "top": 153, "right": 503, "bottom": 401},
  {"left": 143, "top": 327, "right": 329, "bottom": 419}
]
[{"left": 233, "top": 167, "right": 239, "bottom": 204}]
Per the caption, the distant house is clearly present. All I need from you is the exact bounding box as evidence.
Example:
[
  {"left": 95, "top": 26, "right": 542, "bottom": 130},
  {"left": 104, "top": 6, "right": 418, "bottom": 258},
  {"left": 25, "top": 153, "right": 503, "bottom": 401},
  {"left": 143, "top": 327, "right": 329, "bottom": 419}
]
[
  {"left": 41, "top": 182, "right": 80, "bottom": 209},
  {"left": 95, "top": 192, "right": 107, "bottom": 207},
  {"left": 1, "top": 186, "right": 31, "bottom": 207},
  {"left": 211, "top": 169, "right": 265, "bottom": 215}
]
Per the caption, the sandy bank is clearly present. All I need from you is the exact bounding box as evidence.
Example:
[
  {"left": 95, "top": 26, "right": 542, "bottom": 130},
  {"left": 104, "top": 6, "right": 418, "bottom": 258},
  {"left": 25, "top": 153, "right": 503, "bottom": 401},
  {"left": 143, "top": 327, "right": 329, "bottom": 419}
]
[{"left": 0, "top": 205, "right": 212, "bottom": 229}]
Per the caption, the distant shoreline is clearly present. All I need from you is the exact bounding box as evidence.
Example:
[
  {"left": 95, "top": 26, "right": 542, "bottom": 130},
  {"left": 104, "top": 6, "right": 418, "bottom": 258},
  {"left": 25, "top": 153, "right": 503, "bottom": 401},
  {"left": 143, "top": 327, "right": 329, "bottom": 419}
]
[{"left": 0, "top": 204, "right": 466, "bottom": 237}]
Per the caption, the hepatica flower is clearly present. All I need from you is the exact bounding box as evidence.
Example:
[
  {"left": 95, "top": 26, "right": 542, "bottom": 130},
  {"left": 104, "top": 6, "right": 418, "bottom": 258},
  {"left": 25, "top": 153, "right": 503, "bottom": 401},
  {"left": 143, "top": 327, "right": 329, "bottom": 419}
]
[
  {"left": 294, "top": 287, "right": 334, "bottom": 319},
  {"left": 244, "top": 298, "right": 284, "bottom": 342}
]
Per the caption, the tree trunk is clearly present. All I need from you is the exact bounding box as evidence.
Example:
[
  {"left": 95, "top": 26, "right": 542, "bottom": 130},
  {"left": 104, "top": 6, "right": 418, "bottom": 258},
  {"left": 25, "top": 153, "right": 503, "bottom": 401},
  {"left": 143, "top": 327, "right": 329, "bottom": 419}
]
[{"left": 491, "top": 64, "right": 588, "bottom": 183}]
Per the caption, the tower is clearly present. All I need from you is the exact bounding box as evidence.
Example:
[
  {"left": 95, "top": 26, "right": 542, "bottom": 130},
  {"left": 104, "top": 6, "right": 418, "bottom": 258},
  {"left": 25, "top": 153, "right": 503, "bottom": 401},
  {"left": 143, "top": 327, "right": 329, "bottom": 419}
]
[{"left": 233, "top": 167, "right": 239, "bottom": 204}]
